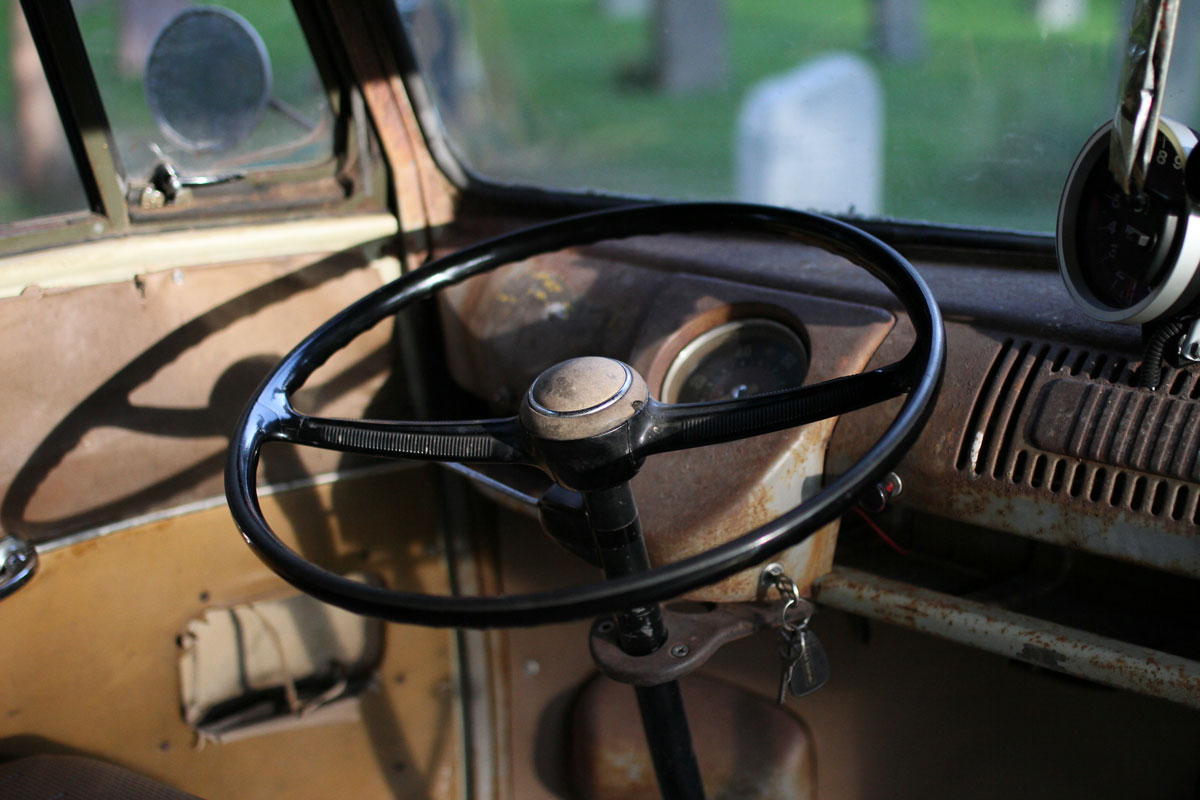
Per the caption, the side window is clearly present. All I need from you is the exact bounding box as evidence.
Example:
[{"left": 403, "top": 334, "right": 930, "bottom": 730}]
[
  {"left": 70, "top": 0, "right": 338, "bottom": 208},
  {"left": 0, "top": 3, "right": 90, "bottom": 224}
]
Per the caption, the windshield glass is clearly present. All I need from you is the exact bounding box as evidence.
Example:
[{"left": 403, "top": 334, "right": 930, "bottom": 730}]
[{"left": 397, "top": 0, "right": 1189, "bottom": 234}]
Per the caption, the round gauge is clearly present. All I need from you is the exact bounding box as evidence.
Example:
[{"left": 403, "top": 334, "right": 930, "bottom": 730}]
[
  {"left": 1057, "top": 118, "right": 1200, "bottom": 324},
  {"left": 661, "top": 318, "right": 809, "bottom": 404}
]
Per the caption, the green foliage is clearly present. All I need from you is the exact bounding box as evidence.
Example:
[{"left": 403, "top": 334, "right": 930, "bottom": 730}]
[
  {"left": 0, "top": 0, "right": 1126, "bottom": 232},
  {"left": 0, "top": 0, "right": 330, "bottom": 223},
  {"left": 464, "top": 0, "right": 1123, "bottom": 231}
]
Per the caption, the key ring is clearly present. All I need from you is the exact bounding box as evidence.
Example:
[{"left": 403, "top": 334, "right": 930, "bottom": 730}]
[
  {"left": 780, "top": 593, "right": 814, "bottom": 634},
  {"left": 759, "top": 563, "right": 813, "bottom": 633}
]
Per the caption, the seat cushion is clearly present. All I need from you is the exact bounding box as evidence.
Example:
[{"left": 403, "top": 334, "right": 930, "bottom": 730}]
[{"left": 0, "top": 754, "right": 202, "bottom": 800}]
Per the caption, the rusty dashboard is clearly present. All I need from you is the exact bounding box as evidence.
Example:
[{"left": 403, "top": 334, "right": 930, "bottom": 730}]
[{"left": 435, "top": 226, "right": 1200, "bottom": 708}]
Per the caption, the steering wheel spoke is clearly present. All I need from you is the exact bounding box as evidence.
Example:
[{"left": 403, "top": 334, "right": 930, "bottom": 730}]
[
  {"left": 276, "top": 412, "right": 530, "bottom": 464},
  {"left": 638, "top": 364, "right": 911, "bottom": 456}
]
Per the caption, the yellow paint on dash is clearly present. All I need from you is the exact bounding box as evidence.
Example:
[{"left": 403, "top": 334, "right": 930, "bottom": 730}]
[{"left": 532, "top": 272, "right": 564, "bottom": 293}]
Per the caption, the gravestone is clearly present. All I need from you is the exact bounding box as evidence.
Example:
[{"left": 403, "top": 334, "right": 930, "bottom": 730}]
[
  {"left": 598, "top": 0, "right": 649, "bottom": 19},
  {"left": 1035, "top": 0, "right": 1088, "bottom": 33},
  {"left": 1164, "top": 0, "right": 1200, "bottom": 125},
  {"left": 736, "top": 53, "right": 884, "bottom": 217},
  {"left": 652, "top": 0, "right": 729, "bottom": 93}
]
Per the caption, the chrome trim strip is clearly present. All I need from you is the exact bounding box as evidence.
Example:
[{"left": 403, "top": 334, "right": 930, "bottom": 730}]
[{"left": 0, "top": 536, "right": 38, "bottom": 600}]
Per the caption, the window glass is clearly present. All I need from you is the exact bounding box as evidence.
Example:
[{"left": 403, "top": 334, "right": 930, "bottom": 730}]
[
  {"left": 71, "top": 0, "right": 335, "bottom": 190},
  {"left": 0, "top": 3, "right": 90, "bottom": 223},
  {"left": 397, "top": 0, "right": 1169, "bottom": 233}
]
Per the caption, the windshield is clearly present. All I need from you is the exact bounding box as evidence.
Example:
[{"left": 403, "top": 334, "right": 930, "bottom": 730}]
[{"left": 396, "top": 0, "right": 1182, "bottom": 234}]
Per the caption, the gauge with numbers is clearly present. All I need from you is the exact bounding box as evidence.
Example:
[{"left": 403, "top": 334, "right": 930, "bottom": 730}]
[
  {"left": 660, "top": 318, "right": 809, "bottom": 404},
  {"left": 1057, "top": 118, "right": 1200, "bottom": 324}
]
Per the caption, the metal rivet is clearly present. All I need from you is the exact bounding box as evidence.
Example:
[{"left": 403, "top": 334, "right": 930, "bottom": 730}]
[
  {"left": 670, "top": 644, "right": 689, "bottom": 658},
  {"left": 523, "top": 659, "right": 541, "bottom": 677}
]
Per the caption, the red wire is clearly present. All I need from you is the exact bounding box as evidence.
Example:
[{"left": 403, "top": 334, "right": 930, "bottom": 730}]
[{"left": 851, "top": 506, "right": 912, "bottom": 555}]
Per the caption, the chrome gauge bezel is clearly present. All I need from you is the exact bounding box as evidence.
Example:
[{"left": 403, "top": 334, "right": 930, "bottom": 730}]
[
  {"left": 1057, "top": 118, "right": 1200, "bottom": 324},
  {"left": 660, "top": 318, "right": 809, "bottom": 404}
]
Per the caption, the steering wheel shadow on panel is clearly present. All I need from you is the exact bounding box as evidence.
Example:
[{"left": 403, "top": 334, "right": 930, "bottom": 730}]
[{"left": 224, "top": 201, "right": 944, "bottom": 796}]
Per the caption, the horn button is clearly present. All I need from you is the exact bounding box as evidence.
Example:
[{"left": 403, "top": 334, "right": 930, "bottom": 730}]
[{"left": 521, "top": 357, "right": 649, "bottom": 442}]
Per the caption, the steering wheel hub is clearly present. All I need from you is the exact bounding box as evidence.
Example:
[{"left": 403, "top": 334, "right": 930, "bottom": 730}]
[{"left": 522, "top": 357, "right": 649, "bottom": 441}]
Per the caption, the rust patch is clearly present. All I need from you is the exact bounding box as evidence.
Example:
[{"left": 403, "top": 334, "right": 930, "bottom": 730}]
[
  {"left": 440, "top": 243, "right": 894, "bottom": 600},
  {"left": 1017, "top": 643, "right": 1068, "bottom": 670},
  {"left": 440, "top": 253, "right": 658, "bottom": 408},
  {"left": 830, "top": 323, "right": 1200, "bottom": 579},
  {"left": 816, "top": 567, "right": 1200, "bottom": 708}
]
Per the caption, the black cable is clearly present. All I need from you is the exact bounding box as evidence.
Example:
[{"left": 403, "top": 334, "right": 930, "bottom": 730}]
[{"left": 1139, "top": 318, "right": 1186, "bottom": 390}]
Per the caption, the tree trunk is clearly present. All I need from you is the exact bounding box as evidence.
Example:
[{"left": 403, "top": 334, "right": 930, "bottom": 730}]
[{"left": 651, "top": 0, "right": 729, "bottom": 93}]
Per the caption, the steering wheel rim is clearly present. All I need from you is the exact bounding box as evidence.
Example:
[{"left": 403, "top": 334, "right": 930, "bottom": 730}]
[{"left": 226, "top": 202, "right": 944, "bottom": 628}]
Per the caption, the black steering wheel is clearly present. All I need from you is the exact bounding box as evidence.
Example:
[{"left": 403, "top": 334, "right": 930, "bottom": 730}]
[{"left": 225, "top": 202, "right": 944, "bottom": 628}]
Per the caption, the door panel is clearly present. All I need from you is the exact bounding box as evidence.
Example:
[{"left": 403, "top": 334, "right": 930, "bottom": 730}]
[
  {"left": 0, "top": 224, "right": 397, "bottom": 543},
  {"left": 0, "top": 205, "right": 462, "bottom": 798},
  {"left": 0, "top": 468, "right": 461, "bottom": 799}
]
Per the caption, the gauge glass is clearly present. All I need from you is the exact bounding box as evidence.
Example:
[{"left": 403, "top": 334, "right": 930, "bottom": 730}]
[
  {"left": 1057, "top": 118, "right": 1200, "bottom": 324},
  {"left": 1075, "top": 129, "right": 1185, "bottom": 310},
  {"left": 662, "top": 319, "right": 808, "bottom": 404}
]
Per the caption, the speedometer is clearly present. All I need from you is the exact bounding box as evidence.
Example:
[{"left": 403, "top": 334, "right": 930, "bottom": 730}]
[
  {"left": 1057, "top": 118, "right": 1200, "bottom": 324},
  {"left": 661, "top": 318, "right": 808, "bottom": 404}
]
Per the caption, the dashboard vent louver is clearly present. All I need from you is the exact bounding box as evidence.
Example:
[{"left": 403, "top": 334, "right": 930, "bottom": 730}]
[
  {"left": 955, "top": 338, "right": 1200, "bottom": 524},
  {"left": 956, "top": 337, "right": 1051, "bottom": 479}
]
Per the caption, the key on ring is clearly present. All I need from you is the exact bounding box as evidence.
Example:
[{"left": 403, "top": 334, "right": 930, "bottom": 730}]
[
  {"left": 762, "top": 564, "right": 831, "bottom": 705},
  {"left": 777, "top": 621, "right": 830, "bottom": 703}
]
